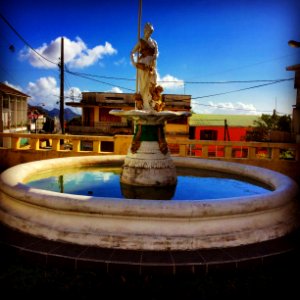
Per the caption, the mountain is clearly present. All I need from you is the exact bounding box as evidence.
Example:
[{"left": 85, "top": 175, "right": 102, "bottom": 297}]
[
  {"left": 47, "top": 108, "right": 80, "bottom": 121},
  {"left": 29, "top": 105, "right": 80, "bottom": 121}
]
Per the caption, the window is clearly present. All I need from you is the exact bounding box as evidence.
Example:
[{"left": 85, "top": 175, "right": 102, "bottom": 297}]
[{"left": 200, "top": 130, "right": 217, "bottom": 140}]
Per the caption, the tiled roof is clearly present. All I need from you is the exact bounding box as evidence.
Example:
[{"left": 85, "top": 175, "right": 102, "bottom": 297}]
[
  {"left": 0, "top": 82, "right": 30, "bottom": 98},
  {"left": 189, "top": 114, "right": 260, "bottom": 127}
]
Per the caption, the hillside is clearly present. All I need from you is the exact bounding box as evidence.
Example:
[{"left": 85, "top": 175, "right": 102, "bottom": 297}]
[{"left": 29, "top": 105, "right": 80, "bottom": 121}]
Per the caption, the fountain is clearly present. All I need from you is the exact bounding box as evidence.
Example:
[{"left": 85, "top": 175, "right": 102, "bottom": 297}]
[
  {"left": 0, "top": 21, "right": 299, "bottom": 252},
  {"left": 0, "top": 155, "right": 299, "bottom": 250},
  {"left": 109, "top": 21, "right": 190, "bottom": 196}
]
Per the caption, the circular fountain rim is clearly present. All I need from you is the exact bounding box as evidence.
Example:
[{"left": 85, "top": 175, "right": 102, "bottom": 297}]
[
  {"left": 0, "top": 155, "right": 299, "bottom": 250},
  {"left": 0, "top": 155, "right": 298, "bottom": 218}
]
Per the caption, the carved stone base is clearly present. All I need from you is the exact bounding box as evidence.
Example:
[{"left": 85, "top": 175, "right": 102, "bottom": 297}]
[
  {"left": 121, "top": 141, "right": 177, "bottom": 186},
  {"left": 109, "top": 109, "right": 191, "bottom": 188}
]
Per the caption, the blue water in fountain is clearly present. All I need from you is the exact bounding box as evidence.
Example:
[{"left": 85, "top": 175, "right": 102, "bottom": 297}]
[{"left": 26, "top": 167, "right": 272, "bottom": 200}]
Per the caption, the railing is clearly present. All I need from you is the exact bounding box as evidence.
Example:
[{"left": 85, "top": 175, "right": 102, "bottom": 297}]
[
  {"left": 0, "top": 132, "right": 120, "bottom": 153},
  {"left": 0, "top": 132, "right": 299, "bottom": 161},
  {"left": 167, "top": 139, "right": 299, "bottom": 161},
  {"left": 1, "top": 132, "right": 299, "bottom": 182}
]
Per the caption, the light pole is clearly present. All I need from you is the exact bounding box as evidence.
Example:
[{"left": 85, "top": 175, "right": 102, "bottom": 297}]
[
  {"left": 286, "top": 39, "right": 300, "bottom": 143},
  {"left": 288, "top": 40, "right": 300, "bottom": 48}
]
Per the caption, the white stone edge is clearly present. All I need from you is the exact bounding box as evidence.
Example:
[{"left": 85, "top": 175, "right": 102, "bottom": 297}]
[{"left": 0, "top": 155, "right": 298, "bottom": 218}]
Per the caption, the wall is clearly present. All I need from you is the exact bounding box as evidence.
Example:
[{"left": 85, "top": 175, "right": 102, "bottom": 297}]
[{"left": 194, "top": 126, "right": 246, "bottom": 141}]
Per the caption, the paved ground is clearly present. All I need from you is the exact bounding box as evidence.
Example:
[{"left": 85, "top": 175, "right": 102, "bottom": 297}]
[
  {"left": 1, "top": 223, "right": 300, "bottom": 298},
  {"left": 1, "top": 223, "right": 299, "bottom": 275}
]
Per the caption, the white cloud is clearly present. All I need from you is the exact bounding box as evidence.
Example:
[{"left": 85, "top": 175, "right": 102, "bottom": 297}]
[
  {"left": 19, "top": 36, "right": 117, "bottom": 69},
  {"left": 193, "top": 100, "right": 259, "bottom": 115},
  {"left": 66, "top": 87, "right": 82, "bottom": 101},
  {"left": 108, "top": 87, "right": 123, "bottom": 93},
  {"left": 157, "top": 73, "right": 184, "bottom": 90},
  {"left": 114, "top": 57, "right": 127, "bottom": 66},
  {"left": 26, "top": 77, "right": 59, "bottom": 109},
  {"left": 25, "top": 76, "right": 82, "bottom": 113}
]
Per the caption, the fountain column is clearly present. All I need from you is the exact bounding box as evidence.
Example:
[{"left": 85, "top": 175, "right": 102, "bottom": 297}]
[
  {"left": 109, "top": 21, "right": 190, "bottom": 195},
  {"left": 110, "top": 110, "right": 190, "bottom": 189}
]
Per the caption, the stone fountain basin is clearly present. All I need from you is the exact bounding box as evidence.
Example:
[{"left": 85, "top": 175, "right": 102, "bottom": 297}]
[{"left": 0, "top": 155, "right": 299, "bottom": 250}]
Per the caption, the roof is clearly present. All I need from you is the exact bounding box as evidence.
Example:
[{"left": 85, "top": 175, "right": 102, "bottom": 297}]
[
  {"left": 0, "top": 82, "right": 30, "bottom": 98},
  {"left": 67, "top": 92, "right": 191, "bottom": 110},
  {"left": 189, "top": 114, "right": 260, "bottom": 127}
]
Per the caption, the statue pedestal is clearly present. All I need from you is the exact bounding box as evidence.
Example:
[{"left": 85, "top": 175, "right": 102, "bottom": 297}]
[{"left": 109, "top": 110, "right": 190, "bottom": 190}]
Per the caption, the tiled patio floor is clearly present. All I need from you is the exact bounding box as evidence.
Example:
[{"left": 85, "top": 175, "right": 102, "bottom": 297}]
[{"left": 1, "top": 223, "right": 299, "bottom": 275}]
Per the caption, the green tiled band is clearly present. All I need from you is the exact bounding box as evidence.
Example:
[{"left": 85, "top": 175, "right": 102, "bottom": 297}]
[{"left": 134, "top": 124, "right": 162, "bottom": 141}]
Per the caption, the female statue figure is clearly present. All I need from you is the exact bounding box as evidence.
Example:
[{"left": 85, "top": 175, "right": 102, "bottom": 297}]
[{"left": 131, "top": 22, "right": 164, "bottom": 111}]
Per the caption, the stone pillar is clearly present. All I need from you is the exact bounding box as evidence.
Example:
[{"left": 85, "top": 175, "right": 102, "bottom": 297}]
[
  {"left": 109, "top": 110, "right": 191, "bottom": 194},
  {"left": 121, "top": 123, "right": 177, "bottom": 186}
]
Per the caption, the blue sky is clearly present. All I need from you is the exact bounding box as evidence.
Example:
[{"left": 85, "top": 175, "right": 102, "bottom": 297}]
[{"left": 0, "top": 0, "right": 299, "bottom": 115}]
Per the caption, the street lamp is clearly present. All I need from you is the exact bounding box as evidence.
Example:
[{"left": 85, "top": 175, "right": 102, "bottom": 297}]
[
  {"left": 288, "top": 40, "right": 300, "bottom": 48},
  {"left": 287, "top": 39, "right": 300, "bottom": 143}
]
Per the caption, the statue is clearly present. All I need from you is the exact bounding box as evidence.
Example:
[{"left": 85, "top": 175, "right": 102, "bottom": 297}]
[
  {"left": 130, "top": 22, "right": 164, "bottom": 112},
  {"left": 110, "top": 19, "right": 190, "bottom": 190}
]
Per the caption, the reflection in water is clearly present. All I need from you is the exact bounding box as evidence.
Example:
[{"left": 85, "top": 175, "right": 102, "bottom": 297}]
[
  {"left": 120, "top": 183, "right": 176, "bottom": 200},
  {"left": 26, "top": 167, "right": 272, "bottom": 201},
  {"left": 58, "top": 175, "right": 64, "bottom": 193}
]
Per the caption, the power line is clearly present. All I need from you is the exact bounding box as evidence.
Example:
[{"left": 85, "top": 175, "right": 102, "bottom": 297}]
[
  {"left": 206, "top": 53, "right": 298, "bottom": 77},
  {"left": 66, "top": 68, "right": 293, "bottom": 100},
  {"left": 0, "top": 12, "right": 293, "bottom": 112},
  {"left": 66, "top": 68, "right": 135, "bottom": 92},
  {"left": 0, "top": 13, "right": 58, "bottom": 66},
  {"left": 64, "top": 69, "right": 292, "bottom": 84},
  {"left": 66, "top": 71, "right": 135, "bottom": 82},
  {"left": 183, "top": 79, "right": 291, "bottom": 84},
  {"left": 191, "top": 78, "right": 293, "bottom": 100}
]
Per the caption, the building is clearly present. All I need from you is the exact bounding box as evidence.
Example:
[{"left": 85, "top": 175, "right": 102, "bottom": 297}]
[
  {"left": 0, "top": 83, "right": 30, "bottom": 147},
  {"left": 0, "top": 83, "right": 29, "bottom": 133},
  {"left": 189, "top": 114, "right": 259, "bottom": 141},
  {"left": 66, "top": 92, "right": 191, "bottom": 139},
  {"left": 187, "top": 114, "right": 260, "bottom": 158}
]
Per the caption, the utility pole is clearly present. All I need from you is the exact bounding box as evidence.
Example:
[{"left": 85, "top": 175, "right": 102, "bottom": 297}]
[{"left": 59, "top": 37, "right": 65, "bottom": 134}]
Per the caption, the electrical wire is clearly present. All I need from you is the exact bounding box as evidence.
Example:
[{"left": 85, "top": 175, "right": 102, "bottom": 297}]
[
  {"left": 190, "top": 78, "right": 293, "bottom": 100},
  {"left": 0, "top": 13, "right": 58, "bottom": 66},
  {"left": 0, "top": 12, "right": 294, "bottom": 115},
  {"left": 64, "top": 69, "right": 292, "bottom": 85},
  {"left": 66, "top": 68, "right": 135, "bottom": 92}
]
